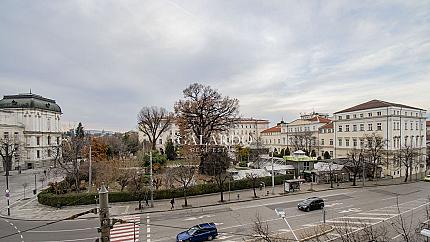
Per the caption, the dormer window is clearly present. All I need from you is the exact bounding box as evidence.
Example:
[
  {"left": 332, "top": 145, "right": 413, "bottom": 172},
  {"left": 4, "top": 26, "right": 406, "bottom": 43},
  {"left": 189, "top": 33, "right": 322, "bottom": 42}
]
[{"left": 11, "top": 100, "right": 17, "bottom": 105}]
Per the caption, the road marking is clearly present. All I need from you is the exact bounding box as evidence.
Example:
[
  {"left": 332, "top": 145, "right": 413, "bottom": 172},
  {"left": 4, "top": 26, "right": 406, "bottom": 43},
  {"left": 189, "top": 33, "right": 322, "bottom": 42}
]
[
  {"left": 325, "top": 202, "right": 343, "bottom": 207},
  {"left": 357, "top": 212, "right": 397, "bottom": 216},
  {"left": 338, "top": 216, "right": 384, "bottom": 220},
  {"left": 43, "top": 237, "right": 99, "bottom": 242},
  {"left": 110, "top": 215, "right": 140, "bottom": 242},
  {"left": 327, "top": 220, "right": 375, "bottom": 225},
  {"left": 338, "top": 208, "right": 361, "bottom": 213},
  {"left": 392, "top": 233, "right": 403, "bottom": 240}
]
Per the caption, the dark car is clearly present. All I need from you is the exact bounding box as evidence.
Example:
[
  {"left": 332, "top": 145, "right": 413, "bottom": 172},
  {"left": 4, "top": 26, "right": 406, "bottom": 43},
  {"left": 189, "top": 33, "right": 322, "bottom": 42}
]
[
  {"left": 176, "top": 223, "right": 218, "bottom": 242},
  {"left": 298, "top": 197, "right": 324, "bottom": 212}
]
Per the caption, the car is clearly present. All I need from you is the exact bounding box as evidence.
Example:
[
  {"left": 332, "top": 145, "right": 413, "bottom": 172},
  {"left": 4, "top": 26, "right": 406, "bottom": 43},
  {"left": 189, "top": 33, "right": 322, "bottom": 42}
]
[
  {"left": 176, "top": 223, "right": 218, "bottom": 242},
  {"left": 424, "top": 175, "right": 430, "bottom": 182},
  {"left": 298, "top": 197, "right": 324, "bottom": 212}
]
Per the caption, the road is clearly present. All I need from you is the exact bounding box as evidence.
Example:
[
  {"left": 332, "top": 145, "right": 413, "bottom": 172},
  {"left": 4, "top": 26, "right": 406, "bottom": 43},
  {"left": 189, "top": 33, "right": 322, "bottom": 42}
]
[{"left": 0, "top": 182, "right": 429, "bottom": 242}]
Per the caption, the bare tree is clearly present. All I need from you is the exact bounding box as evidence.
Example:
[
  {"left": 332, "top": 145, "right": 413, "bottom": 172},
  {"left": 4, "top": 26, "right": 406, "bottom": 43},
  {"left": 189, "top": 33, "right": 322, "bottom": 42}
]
[
  {"left": 0, "top": 136, "right": 20, "bottom": 176},
  {"left": 364, "top": 133, "right": 386, "bottom": 180},
  {"left": 396, "top": 144, "right": 419, "bottom": 182},
  {"left": 201, "top": 148, "right": 231, "bottom": 202},
  {"left": 249, "top": 137, "right": 268, "bottom": 169},
  {"left": 57, "top": 134, "right": 86, "bottom": 192},
  {"left": 289, "top": 131, "right": 316, "bottom": 155},
  {"left": 128, "top": 170, "right": 148, "bottom": 210},
  {"left": 137, "top": 106, "right": 173, "bottom": 151},
  {"left": 171, "top": 161, "right": 197, "bottom": 207},
  {"left": 246, "top": 172, "right": 260, "bottom": 198},
  {"left": 346, "top": 148, "right": 365, "bottom": 186}
]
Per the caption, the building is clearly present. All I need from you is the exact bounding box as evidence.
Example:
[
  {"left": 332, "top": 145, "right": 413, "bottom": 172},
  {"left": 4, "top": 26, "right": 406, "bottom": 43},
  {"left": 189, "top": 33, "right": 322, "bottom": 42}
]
[
  {"left": 138, "top": 118, "right": 269, "bottom": 152},
  {"left": 0, "top": 93, "right": 62, "bottom": 171},
  {"left": 333, "top": 99, "right": 427, "bottom": 178},
  {"left": 318, "top": 122, "right": 334, "bottom": 158},
  {"left": 261, "top": 122, "right": 283, "bottom": 151}
]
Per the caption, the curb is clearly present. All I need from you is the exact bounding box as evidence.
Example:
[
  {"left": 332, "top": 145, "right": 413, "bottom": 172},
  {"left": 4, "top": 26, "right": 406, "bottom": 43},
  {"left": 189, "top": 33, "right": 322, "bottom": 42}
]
[
  {"left": 0, "top": 180, "right": 423, "bottom": 221},
  {"left": 299, "top": 225, "right": 334, "bottom": 242}
]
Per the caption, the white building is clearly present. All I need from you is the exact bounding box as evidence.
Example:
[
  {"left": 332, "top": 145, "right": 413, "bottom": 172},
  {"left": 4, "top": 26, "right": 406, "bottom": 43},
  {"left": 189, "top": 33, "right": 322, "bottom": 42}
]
[
  {"left": 138, "top": 118, "right": 269, "bottom": 152},
  {"left": 0, "top": 93, "right": 62, "bottom": 171},
  {"left": 333, "top": 99, "right": 427, "bottom": 178}
]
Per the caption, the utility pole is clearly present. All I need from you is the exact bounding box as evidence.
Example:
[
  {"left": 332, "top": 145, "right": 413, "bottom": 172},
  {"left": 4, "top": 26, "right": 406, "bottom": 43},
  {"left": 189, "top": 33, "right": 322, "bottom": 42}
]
[
  {"left": 34, "top": 173, "right": 37, "bottom": 195},
  {"left": 150, "top": 150, "right": 154, "bottom": 208},
  {"left": 271, "top": 148, "right": 275, "bottom": 195},
  {"left": 98, "top": 185, "right": 110, "bottom": 242},
  {"left": 362, "top": 159, "right": 365, "bottom": 187},
  {"left": 88, "top": 145, "right": 92, "bottom": 193}
]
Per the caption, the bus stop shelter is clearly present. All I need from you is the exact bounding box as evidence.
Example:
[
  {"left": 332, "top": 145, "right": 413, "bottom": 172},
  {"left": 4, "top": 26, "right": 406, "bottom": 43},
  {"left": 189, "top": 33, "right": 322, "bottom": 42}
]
[{"left": 284, "top": 179, "right": 306, "bottom": 193}]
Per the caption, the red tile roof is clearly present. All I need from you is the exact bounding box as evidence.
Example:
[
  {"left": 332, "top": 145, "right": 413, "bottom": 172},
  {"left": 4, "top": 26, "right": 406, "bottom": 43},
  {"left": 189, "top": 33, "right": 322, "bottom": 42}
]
[
  {"left": 307, "top": 116, "right": 332, "bottom": 123},
  {"left": 427, "top": 120, "right": 430, "bottom": 127},
  {"left": 261, "top": 125, "right": 281, "bottom": 133},
  {"left": 319, "top": 122, "right": 333, "bottom": 129},
  {"left": 335, "top": 99, "right": 425, "bottom": 114}
]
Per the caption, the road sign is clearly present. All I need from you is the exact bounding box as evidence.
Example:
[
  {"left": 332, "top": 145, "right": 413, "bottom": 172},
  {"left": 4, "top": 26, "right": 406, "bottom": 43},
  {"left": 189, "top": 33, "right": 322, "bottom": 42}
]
[{"left": 275, "top": 208, "right": 285, "bottom": 217}]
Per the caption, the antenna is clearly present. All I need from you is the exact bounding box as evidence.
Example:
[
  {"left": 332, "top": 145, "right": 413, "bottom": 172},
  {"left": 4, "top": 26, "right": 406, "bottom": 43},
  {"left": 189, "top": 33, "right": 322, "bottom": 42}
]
[{"left": 29, "top": 88, "right": 32, "bottom": 94}]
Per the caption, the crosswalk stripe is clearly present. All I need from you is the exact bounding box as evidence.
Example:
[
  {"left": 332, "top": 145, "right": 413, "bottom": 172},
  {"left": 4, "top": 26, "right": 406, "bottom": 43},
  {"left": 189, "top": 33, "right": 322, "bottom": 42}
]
[{"left": 110, "top": 215, "right": 140, "bottom": 242}]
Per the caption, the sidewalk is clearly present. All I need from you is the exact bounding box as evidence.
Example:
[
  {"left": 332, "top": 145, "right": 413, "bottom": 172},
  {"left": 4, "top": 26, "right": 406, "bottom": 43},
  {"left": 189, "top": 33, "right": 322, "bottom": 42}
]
[{"left": 1, "top": 175, "right": 424, "bottom": 221}]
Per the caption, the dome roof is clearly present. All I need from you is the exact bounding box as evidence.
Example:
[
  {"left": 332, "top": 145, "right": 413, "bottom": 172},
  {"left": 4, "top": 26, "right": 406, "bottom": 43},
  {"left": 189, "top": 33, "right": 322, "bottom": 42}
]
[{"left": 0, "top": 93, "right": 62, "bottom": 113}]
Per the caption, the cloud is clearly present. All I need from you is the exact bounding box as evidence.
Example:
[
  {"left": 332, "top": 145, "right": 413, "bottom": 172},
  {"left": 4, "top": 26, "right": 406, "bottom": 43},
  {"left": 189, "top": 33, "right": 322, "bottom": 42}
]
[{"left": 0, "top": 0, "right": 429, "bottom": 131}]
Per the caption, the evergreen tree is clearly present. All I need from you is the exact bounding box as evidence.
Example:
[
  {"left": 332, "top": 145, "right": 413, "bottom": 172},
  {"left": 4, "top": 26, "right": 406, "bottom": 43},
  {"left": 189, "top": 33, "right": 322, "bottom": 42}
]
[
  {"left": 165, "top": 139, "right": 176, "bottom": 160},
  {"left": 75, "top": 122, "right": 85, "bottom": 138},
  {"left": 323, "top": 151, "right": 331, "bottom": 159},
  {"left": 285, "top": 147, "right": 291, "bottom": 156}
]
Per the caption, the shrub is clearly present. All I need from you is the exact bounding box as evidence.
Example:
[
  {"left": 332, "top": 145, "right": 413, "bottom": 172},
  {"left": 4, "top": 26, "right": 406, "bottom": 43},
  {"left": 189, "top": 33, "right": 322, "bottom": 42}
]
[{"left": 38, "top": 174, "right": 294, "bottom": 207}]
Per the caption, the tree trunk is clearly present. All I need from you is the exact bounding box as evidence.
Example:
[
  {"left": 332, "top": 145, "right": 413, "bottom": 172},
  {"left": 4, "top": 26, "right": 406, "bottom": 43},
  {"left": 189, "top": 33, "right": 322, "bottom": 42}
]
[
  {"left": 409, "top": 160, "right": 413, "bottom": 182},
  {"left": 138, "top": 199, "right": 142, "bottom": 210},
  {"left": 404, "top": 167, "right": 409, "bottom": 182},
  {"left": 220, "top": 190, "right": 224, "bottom": 202},
  {"left": 183, "top": 188, "right": 188, "bottom": 207},
  {"left": 253, "top": 186, "right": 257, "bottom": 198},
  {"left": 352, "top": 173, "right": 357, "bottom": 186},
  {"left": 330, "top": 174, "right": 333, "bottom": 188}
]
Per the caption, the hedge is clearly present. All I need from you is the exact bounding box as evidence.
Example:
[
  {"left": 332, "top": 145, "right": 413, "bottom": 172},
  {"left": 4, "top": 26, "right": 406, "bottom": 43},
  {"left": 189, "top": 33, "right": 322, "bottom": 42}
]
[{"left": 38, "top": 174, "right": 293, "bottom": 207}]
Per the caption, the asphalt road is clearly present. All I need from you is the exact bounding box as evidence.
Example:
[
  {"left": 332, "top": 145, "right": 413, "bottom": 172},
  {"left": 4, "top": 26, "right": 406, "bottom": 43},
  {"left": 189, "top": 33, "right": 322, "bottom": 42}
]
[{"left": 1, "top": 182, "right": 430, "bottom": 242}]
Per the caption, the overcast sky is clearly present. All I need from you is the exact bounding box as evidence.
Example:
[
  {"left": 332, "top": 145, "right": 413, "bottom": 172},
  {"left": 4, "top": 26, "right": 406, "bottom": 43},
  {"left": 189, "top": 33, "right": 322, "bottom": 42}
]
[{"left": 1, "top": 1, "right": 429, "bottom": 132}]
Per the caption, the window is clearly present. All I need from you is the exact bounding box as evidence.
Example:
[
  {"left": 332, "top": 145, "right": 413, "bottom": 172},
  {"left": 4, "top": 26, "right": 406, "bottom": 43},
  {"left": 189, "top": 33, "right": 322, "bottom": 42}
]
[
  {"left": 338, "top": 116, "right": 343, "bottom": 120},
  {"left": 360, "top": 139, "right": 364, "bottom": 147},
  {"left": 353, "top": 138, "right": 357, "bottom": 147},
  {"left": 377, "top": 123, "right": 382, "bottom": 131},
  {"left": 330, "top": 151, "right": 333, "bottom": 157},
  {"left": 3, "top": 132, "right": 8, "bottom": 139},
  {"left": 321, "top": 139, "right": 325, "bottom": 145},
  {"left": 304, "top": 161, "right": 310, "bottom": 170},
  {"left": 345, "top": 139, "right": 350, "bottom": 147},
  {"left": 416, "top": 122, "right": 419, "bottom": 130},
  {"left": 56, "top": 137, "right": 60, "bottom": 145},
  {"left": 353, "top": 125, "right": 357, "bottom": 132},
  {"left": 48, "top": 150, "right": 51, "bottom": 157},
  {"left": 338, "top": 126, "right": 343, "bottom": 132},
  {"left": 360, "top": 124, "right": 364, "bottom": 131},
  {"left": 360, "top": 113, "right": 363, "bottom": 118},
  {"left": 345, "top": 125, "right": 350, "bottom": 132},
  {"left": 346, "top": 115, "right": 350, "bottom": 119},
  {"left": 37, "top": 150, "right": 40, "bottom": 159},
  {"left": 329, "top": 139, "right": 333, "bottom": 145},
  {"left": 410, "top": 122, "right": 413, "bottom": 130},
  {"left": 405, "top": 122, "right": 408, "bottom": 130},
  {"left": 48, "top": 136, "right": 51, "bottom": 145},
  {"left": 368, "top": 124, "right": 373, "bottom": 131},
  {"left": 405, "top": 112, "right": 408, "bottom": 116},
  {"left": 377, "top": 111, "right": 381, "bottom": 116},
  {"left": 338, "top": 138, "right": 342, "bottom": 146},
  {"left": 353, "top": 114, "right": 357, "bottom": 118},
  {"left": 368, "top": 112, "right": 372, "bottom": 117},
  {"left": 159, "top": 139, "right": 162, "bottom": 145},
  {"left": 37, "top": 137, "right": 40, "bottom": 145}
]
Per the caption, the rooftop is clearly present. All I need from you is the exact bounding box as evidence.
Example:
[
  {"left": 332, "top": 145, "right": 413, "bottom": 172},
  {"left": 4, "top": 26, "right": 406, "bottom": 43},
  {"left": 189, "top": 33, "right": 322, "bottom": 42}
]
[
  {"left": 261, "top": 125, "right": 281, "bottom": 133},
  {"left": 335, "top": 99, "right": 425, "bottom": 114},
  {"left": 0, "top": 93, "right": 61, "bottom": 113}
]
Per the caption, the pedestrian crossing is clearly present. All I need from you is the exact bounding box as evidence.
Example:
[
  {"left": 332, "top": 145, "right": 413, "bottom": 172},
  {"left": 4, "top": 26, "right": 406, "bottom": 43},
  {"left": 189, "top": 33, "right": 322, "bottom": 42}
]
[
  {"left": 110, "top": 215, "right": 140, "bottom": 242},
  {"left": 318, "top": 198, "right": 429, "bottom": 241}
]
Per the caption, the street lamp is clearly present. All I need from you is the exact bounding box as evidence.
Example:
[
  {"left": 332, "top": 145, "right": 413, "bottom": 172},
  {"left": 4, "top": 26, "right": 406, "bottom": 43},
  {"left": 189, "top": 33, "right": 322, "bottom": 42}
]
[
  {"left": 271, "top": 147, "right": 275, "bottom": 195},
  {"left": 275, "top": 208, "right": 299, "bottom": 242}
]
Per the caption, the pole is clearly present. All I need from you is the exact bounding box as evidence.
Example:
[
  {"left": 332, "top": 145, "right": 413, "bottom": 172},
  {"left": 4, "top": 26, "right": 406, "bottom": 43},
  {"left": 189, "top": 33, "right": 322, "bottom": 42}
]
[
  {"left": 34, "top": 174, "right": 37, "bottom": 194},
  {"left": 150, "top": 150, "right": 154, "bottom": 208},
  {"left": 362, "top": 159, "right": 365, "bottom": 187},
  {"left": 228, "top": 177, "right": 231, "bottom": 201},
  {"left": 98, "top": 185, "right": 110, "bottom": 242},
  {"left": 6, "top": 174, "right": 10, "bottom": 216},
  {"left": 88, "top": 145, "right": 92, "bottom": 193},
  {"left": 271, "top": 149, "right": 275, "bottom": 195},
  {"left": 323, "top": 208, "right": 326, "bottom": 223},
  {"left": 281, "top": 214, "right": 299, "bottom": 242}
]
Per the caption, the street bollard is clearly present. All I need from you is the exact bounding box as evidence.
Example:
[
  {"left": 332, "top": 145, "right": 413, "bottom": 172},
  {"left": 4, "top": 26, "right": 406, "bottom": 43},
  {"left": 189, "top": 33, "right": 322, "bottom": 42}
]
[{"left": 237, "top": 194, "right": 240, "bottom": 200}]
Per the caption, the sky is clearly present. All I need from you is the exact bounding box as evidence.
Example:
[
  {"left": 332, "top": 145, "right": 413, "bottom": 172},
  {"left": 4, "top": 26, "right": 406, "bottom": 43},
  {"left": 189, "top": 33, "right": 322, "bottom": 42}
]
[{"left": 0, "top": 0, "right": 429, "bottom": 132}]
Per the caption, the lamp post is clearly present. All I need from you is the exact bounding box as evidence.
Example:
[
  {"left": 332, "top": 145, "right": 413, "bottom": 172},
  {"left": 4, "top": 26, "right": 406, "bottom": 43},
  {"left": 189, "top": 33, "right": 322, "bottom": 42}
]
[
  {"left": 149, "top": 150, "right": 154, "bottom": 208},
  {"left": 5, "top": 174, "right": 10, "bottom": 216},
  {"left": 88, "top": 144, "right": 92, "bottom": 193}
]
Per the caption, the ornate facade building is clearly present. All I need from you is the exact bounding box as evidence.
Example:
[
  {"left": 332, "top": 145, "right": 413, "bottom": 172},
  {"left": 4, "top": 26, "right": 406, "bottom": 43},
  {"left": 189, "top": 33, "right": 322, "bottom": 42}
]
[{"left": 0, "top": 93, "right": 62, "bottom": 171}]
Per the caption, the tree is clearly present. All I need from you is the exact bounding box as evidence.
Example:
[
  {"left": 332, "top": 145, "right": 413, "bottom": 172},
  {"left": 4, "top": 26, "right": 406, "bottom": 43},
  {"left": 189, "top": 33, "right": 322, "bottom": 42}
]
[
  {"left": 0, "top": 136, "right": 20, "bottom": 176},
  {"left": 58, "top": 124, "right": 86, "bottom": 192},
  {"left": 174, "top": 83, "right": 239, "bottom": 169},
  {"left": 396, "top": 144, "right": 419, "bottom": 182},
  {"left": 289, "top": 131, "right": 317, "bottom": 154},
  {"left": 323, "top": 151, "right": 331, "bottom": 160},
  {"left": 249, "top": 137, "right": 268, "bottom": 168},
  {"left": 165, "top": 139, "right": 176, "bottom": 160},
  {"left": 285, "top": 147, "right": 291, "bottom": 156},
  {"left": 122, "top": 132, "right": 139, "bottom": 156},
  {"left": 246, "top": 172, "right": 260, "bottom": 198},
  {"left": 364, "top": 133, "right": 386, "bottom": 180},
  {"left": 201, "top": 148, "right": 231, "bottom": 202},
  {"left": 310, "top": 149, "right": 316, "bottom": 157},
  {"left": 137, "top": 106, "right": 173, "bottom": 151},
  {"left": 128, "top": 170, "right": 148, "bottom": 210},
  {"left": 346, "top": 148, "right": 364, "bottom": 186},
  {"left": 172, "top": 152, "right": 198, "bottom": 207}
]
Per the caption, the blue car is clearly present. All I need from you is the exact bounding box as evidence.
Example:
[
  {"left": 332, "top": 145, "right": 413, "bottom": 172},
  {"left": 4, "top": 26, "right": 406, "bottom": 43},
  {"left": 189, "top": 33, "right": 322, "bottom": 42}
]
[{"left": 176, "top": 223, "right": 218, "bottom": 242}]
